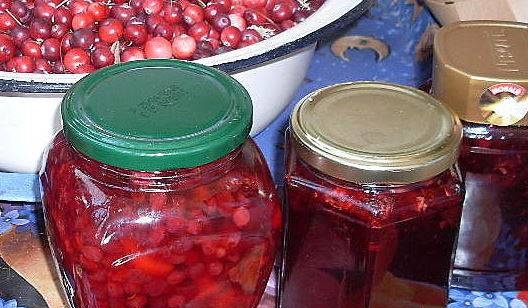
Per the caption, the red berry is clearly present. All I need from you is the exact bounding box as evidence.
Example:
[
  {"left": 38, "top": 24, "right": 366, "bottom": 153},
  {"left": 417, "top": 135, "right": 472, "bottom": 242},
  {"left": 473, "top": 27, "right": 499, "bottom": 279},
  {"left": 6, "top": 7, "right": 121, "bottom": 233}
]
[
  {"left": 268, "top": 0, "right": 294, "bottom": 22},
  {"left": 60, "top": 32, "right": 74, "bottom": 53},
  {"left": 121, "top": 46, "right": 144, "bottom": 62},
  {"left": 50, "top": 23, "right": 69, "bottom": 38},
  {"left": 241, "top": 28, "right": 261, "bottom": 44},
  {"left": 72, "top": 28, "right": 95, "bottom": 49},
  {"left": 146, "top": 14, "right": 164, "bottom": 33},
  {"left": 124, "top": 24, "right": 147, "bottom": 45},
  {"left": 232, "top": 206, "right": 250, "bottom": 228},
  {"left": 242, "top": 0, "right": 266, "bottom": 8},
  {"left": 243, "top": 9, "right": 266, "bottom": 25},
  {"left": 9, "top": 0, "right": 27, "bottom": 19},
  {"left": 183, "top": 4, "right": 204, "bottom": 25},
  {"left": 29, "top": 18, "right": 52, "bottom": 40},
  {"left": 70, "top": 0, "right": 89, "bottom": 14},
  {"left": 41, "top": 37, "right": 60, "bottom": 61},
  {"left": 220, "top": 26, "right": 241, "bottom": 48},
  {"left": 110, "top": 5, "right": 135, "bottom": 23},
  {"left": 126, "top": 294, "right": 147, "bottom": 308},
  {"left": 171, "top": 34, "right": 195, "bottom": 59},
  {"left": 98, "top": 18, "right": 124, "bottom": 43},
  {"left": 172, "top": 24, "right": 186, "bottom": 37},
  {"left": 142, "top": 0, "right": 162, "bottom": 15},
  {"left": 0, "top": 12, "right": 16, "bottom": 31},
  {"left": 211, "top": 13, "right": 230, "bottom": 31},
  {"left": 281, "top": 19, "right": 295, "bottom": 30},
  {"left": 87, "top": 2, "right": 109, "bottom": 22},
  {"left": 229, "top": 13, "right": 246, "bottom": 31},
  {"left": 10, "top": 25, "right": 30, "bottom": 46},
  {"left": 34, "top": 3, "right": 55, "bottom": 21},
  {"left": 63, "top": 47, "right": 90, "bottom": 72},
  {"left": 129, "top": 0, "right": 143, "bottom": 12},
  {"left": 21, "top": 40, "right": 42, "bottom": 58},
  {"left": 0, "top": 0, "right": 12, "bottom": 11},
  {"left": 230, "top": 4, "right": 247, "bottom": 16},
  {"left": 54, "top": 7, "right": 73, "bottom": 25},
  {"left": 51, "top": 60, "right": 65, "bottom": 73},
  {"left": 34, "top": 58, "right": 52, "bottom": 73},
  {"left": 71, "top": 12, "right": 94, "bottom": 30},
  {"left": 0, "top": 34, "right": 15, "bottom": 63},
  {"left": 144, "top": 36, "right": 172, "bottom": 58},
  {"left": 167, "top": 295, "right": 185, "bottom": 308},
  {"left": 213, "top": 0, "right": 231, "bottom": 11},
  {"left": 11, "top": 55, "right": 36, "bottom": 72},
  {"left": 204, "top": 3, "right": 224, "bottom": 21},
  {"left": 161, "top": 3, "right": 182, "bottom": 24},
  {"left": 153, "top": 22, "right": 173, "bottom": 40},
  {"left": 188, "top": 21, "right": 210, "bottom": 41}
]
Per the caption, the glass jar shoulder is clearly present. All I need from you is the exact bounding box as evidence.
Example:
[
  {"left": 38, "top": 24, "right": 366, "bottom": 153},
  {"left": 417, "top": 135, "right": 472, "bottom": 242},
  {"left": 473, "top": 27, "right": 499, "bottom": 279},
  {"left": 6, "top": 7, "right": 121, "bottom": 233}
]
[{"left": 285, "top": 148, "right": 463, "bottom": 227}]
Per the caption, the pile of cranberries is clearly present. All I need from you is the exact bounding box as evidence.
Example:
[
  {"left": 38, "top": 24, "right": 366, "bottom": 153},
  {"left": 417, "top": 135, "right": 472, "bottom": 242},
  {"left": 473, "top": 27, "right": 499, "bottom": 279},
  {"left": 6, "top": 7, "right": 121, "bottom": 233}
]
[{"left": 0, "top": 0, "right": 323, "bottom": 73}]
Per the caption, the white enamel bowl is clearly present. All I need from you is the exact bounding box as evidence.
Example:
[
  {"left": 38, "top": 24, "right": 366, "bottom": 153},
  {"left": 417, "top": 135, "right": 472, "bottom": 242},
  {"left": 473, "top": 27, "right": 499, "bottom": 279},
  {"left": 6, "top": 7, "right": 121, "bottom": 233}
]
[{"left": 0, "top": 0, "right": 371, "bottom": 173}]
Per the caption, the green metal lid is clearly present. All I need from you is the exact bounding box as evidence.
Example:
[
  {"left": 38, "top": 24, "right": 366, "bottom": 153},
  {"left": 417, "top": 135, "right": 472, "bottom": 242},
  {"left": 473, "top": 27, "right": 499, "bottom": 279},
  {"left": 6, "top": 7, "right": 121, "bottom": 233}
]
[{"left": 61, "top": 60, "right": 252, "bottom": 171}]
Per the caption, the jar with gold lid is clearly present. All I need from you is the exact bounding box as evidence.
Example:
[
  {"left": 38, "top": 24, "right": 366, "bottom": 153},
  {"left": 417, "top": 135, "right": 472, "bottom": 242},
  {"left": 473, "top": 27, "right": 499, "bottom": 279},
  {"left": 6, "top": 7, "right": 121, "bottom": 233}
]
[
  {"left": 433, "top": 21, "right": 528, "bottom": 291},
  {"left": 280, "top": 82, "right": 464, "bottom": 307}
]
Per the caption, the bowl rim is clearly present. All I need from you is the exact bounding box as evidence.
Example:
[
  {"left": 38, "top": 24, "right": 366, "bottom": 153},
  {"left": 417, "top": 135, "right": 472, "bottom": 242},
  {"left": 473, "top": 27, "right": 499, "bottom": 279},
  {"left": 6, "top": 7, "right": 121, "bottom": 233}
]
[{"left": 0, "top": 0, "right": 372, "bottom": 93}]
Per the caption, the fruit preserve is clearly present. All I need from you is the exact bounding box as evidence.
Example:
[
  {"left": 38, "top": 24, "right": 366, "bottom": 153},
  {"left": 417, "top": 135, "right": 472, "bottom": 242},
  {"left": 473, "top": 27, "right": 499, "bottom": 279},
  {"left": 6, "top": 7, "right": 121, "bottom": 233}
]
[
  {"left": 40, "top": 60, "right": 282, "bottom": 308},
  {"left": 433, "top": 21, "right": 528, "bottom": 291},
  {"left": 280, "top": 82, "right": 464, "bottom": 308}
]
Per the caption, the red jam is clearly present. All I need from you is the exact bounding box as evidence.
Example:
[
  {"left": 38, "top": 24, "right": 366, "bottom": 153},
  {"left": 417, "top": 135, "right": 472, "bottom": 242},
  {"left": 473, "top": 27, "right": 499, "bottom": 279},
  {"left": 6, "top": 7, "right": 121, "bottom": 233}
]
[
  {"left": 281, "top": 145, "right": 463, "bottom": 307},
  {"left": 452, "top": 122, "right": 528, "bottom": 290},
  {"left": 41, "top": 133, "right": 281, "bottom": 308}
]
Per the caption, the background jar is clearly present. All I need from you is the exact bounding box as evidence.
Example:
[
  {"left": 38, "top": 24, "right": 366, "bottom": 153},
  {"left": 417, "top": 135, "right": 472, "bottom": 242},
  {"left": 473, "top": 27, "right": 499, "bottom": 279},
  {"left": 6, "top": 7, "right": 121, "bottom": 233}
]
[
  {"left": 40, "top": 60, "right": 282, "bottom": 308},
  {"left": 433, "top": 21, "right": 528, "bottom": 291},
  {"left": 280, "top": 82, "right": 464, "bottom": 308}
]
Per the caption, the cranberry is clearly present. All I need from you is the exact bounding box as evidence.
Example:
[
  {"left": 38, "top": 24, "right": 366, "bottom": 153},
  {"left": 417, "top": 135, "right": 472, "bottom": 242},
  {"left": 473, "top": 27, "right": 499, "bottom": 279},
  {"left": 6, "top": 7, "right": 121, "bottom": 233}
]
[
  {"left": 220, "top": 26, "right": 241, "bottom": 48},
  {"left": 207, "top": 27, "right": 220, "bottom": 40},
  {"left": 71, "top": 12, "right": 94, "bottom": 30},
  {"left": 213, "top": 0, "right": 231, "bottom": 11},
  {"left": 142, "top": 0, "right": 162, "bottom": 15},
  {"left": 54, "top": 7, "right": 73, "bottom": 25},
  {"left": 144, "top": 36, "right": 171, "bottom": 58},
  {"left": 172, "top": 24, "right": 186, "bottom": 37},
  {"left": 153, "top": 22, "right": 173, "bottom": 40},
  {"left": 72, "top": 28, "right": 95, "bottom": 49},
  {"left": 34, "top": 3, "right": 55, "bottom": 21},
  {"left": 90, "top": 46, "right": 114, "bottom": 68},
  {"left": 240, "top": 28, "right": 261, "bottom": 45},
  {"left": 171, "top": 34, "right": 195, "bottom": 59},
  {"left": 129, "top": 0, "right": 143, "bottom": 12},
  {"left": 188, "top": 21, "right": 210, "bottom": 41},
  {"left": 204, "top": 3, "right": 224, "bottom": 20},
  {"left": 211, "top": 13, "right": 230, "bottom": 31},
  {"left": 69, "top": 0, "right": 89, "bottom": 14},
  {"left": 0, "top": 12, "right": 17, "bottom": 31},
  {"left": 196, "top": 39, "right": 213, "bottom": 53},
  {"left": 34, "top": 57, "right": 51, "bottom": 72},
  {"left": 292, "top": 9, "right": 308, "bottom": 23},
  {"left": 214, "top": 45, "right": 232, "bottom": 55},
  {"left": 124, "top": 23, "right": 147, "bottom": 45},
  {"left": 0, "top": 0, "right": 12, "bottom": 11},
  {"left": 60, "top": 32, "right": 74, "bottom": 53},
  {"left": 51, "top": 60, "right": 65, "bottom": 73},
  {"left": 29, "top": 18, "right": 52, "bottom": 40},
  {"left": 41, "top": 37, "right": 60, "bottom": 61},
  {"left": 50, "top": 22, "right": 69, "bottom": 38},
  {"left": 281, "top": 19, "right": 295, "bottom": 30},
  {"left": 87, "top": 2, "right": 109, "bottom": 22},
  {"left": 242, "top": 0, "right": 266, "bottom": 8},
  {"left": 110, "top": 5, "right": 135, "bottom": 24},
  {"left": 11, "top": 55, "right": 35, "bottom": 72},
  {"left": 243, "top": 9, "right": 266, "bottom": 25},
  {"left": 268, "top": 0, "right": 294, "bottom": 22},
  {"left": 21, "top": 39, "right": 42, "bottom": 58},
  {"left": 98, "top": 18, "right": 123, "bottom": 43},
  {"left": 10, "top": 25, "right": 30, "bottom": 46},
  {"left": 183, "top": 4, "right": 204, "bottom": 25},
  {"left": 146, "top": 14, "right": 164, "bottom": 33},
  {"left": 161, "top": 3, "right": 182, "bottom": 24},
  {"left": 10, "top": 0, "right": 27, "bottom": 18},
  {"left": 120, "top": 46, "right": 144, "bottom": 61},
  {"left": 230, "top": 4, "right": 247, "bottom": 16},
  {"left": 0, "top": 34, "right": 15, "bottom": 62},
  {"left": 63, "top": 47, "right": 90, "bottom": 72},
  {"left": 228, "top": 13, "right": 246, "bottom": 31}
]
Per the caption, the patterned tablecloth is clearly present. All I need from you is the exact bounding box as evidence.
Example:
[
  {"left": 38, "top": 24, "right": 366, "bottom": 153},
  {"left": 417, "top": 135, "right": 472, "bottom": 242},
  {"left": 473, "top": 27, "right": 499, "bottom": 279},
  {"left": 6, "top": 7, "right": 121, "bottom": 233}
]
[{"left": 0, "top": 0, "right": 527, "bottom": 307}]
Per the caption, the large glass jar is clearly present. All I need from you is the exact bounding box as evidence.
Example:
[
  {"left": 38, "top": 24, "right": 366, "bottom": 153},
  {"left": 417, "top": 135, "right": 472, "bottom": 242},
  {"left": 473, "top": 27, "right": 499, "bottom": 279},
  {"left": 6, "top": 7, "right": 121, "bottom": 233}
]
[
  {"left": 40, "top": 60, "right": 282, "bottom": 308},
  {"left": 280, "top": 82, "right": 464, "bottom": 307},
  {"left": 433, "top": 21, "right": 528, "bottom": 291}
]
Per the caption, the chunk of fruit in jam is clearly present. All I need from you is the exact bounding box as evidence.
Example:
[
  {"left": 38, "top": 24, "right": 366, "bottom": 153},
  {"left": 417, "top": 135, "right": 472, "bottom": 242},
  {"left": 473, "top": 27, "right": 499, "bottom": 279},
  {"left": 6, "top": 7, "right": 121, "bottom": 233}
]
[{"left": 41, "top": 133, "right": 281, "bottom": 308}]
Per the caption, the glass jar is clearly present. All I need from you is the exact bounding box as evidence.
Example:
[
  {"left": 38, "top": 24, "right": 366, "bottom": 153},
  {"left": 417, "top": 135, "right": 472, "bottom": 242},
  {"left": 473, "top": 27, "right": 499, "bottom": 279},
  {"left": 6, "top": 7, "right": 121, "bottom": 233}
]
[
  {"left": 40, "top": 60, "right": 282, "bottom": 308},
  {"left": 280, "top": 82, "right": 464, "bottom": 308},
  {"left": 433, "top": 21, "right": 528, "bottom": 291}
]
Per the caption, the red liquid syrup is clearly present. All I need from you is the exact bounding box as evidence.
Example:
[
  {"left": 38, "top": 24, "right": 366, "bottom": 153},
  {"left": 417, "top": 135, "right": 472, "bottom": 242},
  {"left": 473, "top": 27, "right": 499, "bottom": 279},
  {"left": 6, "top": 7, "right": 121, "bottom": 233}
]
[
  {"left": 451, "top": 122, "right": 528, "bottom": 290},
  {"left": 40, "top": 133, "right": 282, "bottom": 308},
  {"left": 281, "top": 144, "right": 464, "bottom": 307}
]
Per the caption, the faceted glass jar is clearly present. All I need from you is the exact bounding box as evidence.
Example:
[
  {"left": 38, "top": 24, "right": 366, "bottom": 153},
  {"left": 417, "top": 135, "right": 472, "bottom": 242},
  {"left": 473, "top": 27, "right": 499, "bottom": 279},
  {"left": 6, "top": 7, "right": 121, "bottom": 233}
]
[
  {"left": 41, "top": 133, "right": 281, "bottom": 308},
  {"left": 282, "top": 142, "right": 463, "bottom": 308},
  {"left": 279, "top": 82, "right": 464, "bottom": 308},
  {"left": 39, "top": 60, "right": 282, "bottom": 308},
  {"left": 452, "top": 122, "right": 528, "bottom": 290}
]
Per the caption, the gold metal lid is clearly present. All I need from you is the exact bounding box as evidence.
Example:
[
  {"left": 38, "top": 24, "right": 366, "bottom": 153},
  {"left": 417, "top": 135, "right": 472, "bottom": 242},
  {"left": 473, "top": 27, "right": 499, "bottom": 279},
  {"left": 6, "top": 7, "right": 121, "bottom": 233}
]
[
  {"left": 290, "top": 82, "right": 462, "bottom": 185},
  {"left": 433, "top": 21, "right": 528, "bottom": 126}
]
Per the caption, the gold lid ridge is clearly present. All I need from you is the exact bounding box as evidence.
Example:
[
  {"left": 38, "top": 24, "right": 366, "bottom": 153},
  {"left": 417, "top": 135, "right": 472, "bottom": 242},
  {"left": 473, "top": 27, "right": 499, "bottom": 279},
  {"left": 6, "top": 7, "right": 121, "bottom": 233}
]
[{"left": 290, "top": 82, "right": 462, "bottom": 184}]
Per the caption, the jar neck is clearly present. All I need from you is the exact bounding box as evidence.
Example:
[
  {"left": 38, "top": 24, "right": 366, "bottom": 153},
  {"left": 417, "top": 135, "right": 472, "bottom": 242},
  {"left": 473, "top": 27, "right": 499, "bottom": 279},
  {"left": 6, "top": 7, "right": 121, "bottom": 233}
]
[{"left": 70, "top": 137, "right": 242, "bottom": 191}]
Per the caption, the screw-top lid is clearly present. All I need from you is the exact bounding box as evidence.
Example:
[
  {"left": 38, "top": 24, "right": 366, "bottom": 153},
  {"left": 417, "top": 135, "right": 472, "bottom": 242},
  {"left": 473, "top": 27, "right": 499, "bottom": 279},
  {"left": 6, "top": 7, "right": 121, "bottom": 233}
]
[
  {"left": 61, "top": 60, "right": 252, "bottom": 171},
  {"left": 433, "top": 21, "right": 528, "bottom": 126},
  {"left": 290, "top": 82, "right": 462, "bottom": 184}
]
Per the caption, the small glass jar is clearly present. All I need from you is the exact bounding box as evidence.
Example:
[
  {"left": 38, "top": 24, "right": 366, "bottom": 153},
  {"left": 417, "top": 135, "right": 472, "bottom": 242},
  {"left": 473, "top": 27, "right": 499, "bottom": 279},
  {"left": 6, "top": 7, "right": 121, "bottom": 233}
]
[
  {"left": 40, "top": 60, "right": 282, "bottom": 308},
  {"left": 280, "top": 82, "right": 464, "bottom": 307},
  {"left": 433, "top": 21, "right": 528, "bottom": 291}
]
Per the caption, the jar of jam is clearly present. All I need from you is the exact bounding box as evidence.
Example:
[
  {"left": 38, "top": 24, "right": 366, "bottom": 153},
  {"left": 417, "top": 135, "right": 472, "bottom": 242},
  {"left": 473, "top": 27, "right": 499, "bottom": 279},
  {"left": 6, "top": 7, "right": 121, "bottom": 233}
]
[
  {"left": 280, "top": 82, "right": 464, "bottom": 307},
  {"left": 433, "top": 21, "right": 528, "bottom": 291},
  {"left": 40, "top": 60, "right": 282, "bottom": 308}
]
